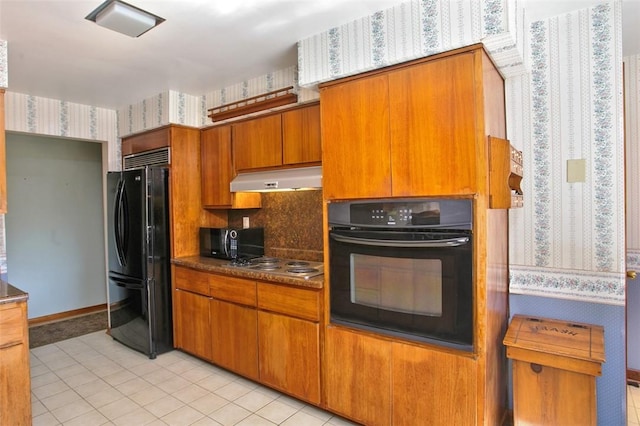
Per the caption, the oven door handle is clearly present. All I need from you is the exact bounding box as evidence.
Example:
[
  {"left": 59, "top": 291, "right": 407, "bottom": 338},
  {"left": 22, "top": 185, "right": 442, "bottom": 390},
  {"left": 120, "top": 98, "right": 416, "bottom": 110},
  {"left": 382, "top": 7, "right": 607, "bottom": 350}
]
[{"left": 330, "top": 233, "right": 470, "bottom": 248}]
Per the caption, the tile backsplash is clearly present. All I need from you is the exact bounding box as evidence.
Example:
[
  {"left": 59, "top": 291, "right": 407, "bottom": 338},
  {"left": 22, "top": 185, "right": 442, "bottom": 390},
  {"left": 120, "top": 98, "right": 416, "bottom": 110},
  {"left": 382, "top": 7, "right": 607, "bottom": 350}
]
[{"left": 228, "top": 190, "right": 323, "bottom": 262}]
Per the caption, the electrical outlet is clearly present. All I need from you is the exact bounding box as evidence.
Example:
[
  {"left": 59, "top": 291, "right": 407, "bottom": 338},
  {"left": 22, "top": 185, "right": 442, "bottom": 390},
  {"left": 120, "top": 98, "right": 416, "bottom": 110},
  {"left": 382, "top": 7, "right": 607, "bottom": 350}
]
[{"left": 242, "top": 217, "right": 250, "bottom": 229}]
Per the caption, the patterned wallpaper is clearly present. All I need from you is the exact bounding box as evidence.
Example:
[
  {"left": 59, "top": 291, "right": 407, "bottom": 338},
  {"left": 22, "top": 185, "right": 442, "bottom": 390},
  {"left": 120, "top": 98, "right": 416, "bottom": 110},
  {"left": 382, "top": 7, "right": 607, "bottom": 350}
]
[
  {"left": 4, "top": 92, "right": 119, "bottom": 171},
  {"left": 626, "top": 54, "right": 640, "bottom": 271},
  {"left": 297, "top": 0, "right": 527, "bottom": 86},
  {"left": 0, "top": 40, "right": 7, "bottom": 88},
  {"left": 298, "top": 0, "right": 625, "bottom": 305},
  {"left": 508, "top": 3, "right": 625, "bottom": 305},
  {"left": 118, "top": 65, "right": 319, "bottom": 137}
]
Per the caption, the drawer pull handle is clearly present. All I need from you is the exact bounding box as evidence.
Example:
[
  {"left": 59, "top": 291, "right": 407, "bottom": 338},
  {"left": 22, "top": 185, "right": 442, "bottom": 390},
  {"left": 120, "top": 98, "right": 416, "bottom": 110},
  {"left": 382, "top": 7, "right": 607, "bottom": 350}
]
[
  {"left": 0, "top": 341, "right": 21, "bottom": 350},
  {"left": 530, "top": 363, "right": 543, "bottom": 374}
]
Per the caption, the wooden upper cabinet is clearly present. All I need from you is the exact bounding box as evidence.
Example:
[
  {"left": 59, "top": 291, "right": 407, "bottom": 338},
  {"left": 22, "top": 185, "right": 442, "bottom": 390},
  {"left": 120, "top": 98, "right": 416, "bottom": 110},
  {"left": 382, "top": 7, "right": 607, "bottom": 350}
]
[
  {"left": 232, "top": 102, "right": 321, "bottom": 172},
  {"left": 321, "top": 74, "right": 392, "bottom": 200},
  {"left": 0, "top": 89, "right": 6, "bottom": 213},
  {"left": 389, "top": 52, "right": 477, "bottom": 196},
  {"left": 321, "top": 46, "right": 496, "bottom": 200},
  {"left": 201, "top": 126, "right": 261, "bottom": 209},
  {"left": 121, "top": 126, "right": 170, "bottom": 156},
  {"left": 233, "top": 114, "right": 283, "bottom": 171},
  {"left": 282, "top": 103, "right": 321, "bottom": 165}
]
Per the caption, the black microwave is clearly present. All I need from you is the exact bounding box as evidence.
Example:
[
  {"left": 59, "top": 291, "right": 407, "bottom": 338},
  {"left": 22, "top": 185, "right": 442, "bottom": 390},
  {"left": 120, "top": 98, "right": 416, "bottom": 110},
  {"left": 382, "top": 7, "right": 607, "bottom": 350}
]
[{"left": 199, "top": 227, "right": 264, "bottom": 260}]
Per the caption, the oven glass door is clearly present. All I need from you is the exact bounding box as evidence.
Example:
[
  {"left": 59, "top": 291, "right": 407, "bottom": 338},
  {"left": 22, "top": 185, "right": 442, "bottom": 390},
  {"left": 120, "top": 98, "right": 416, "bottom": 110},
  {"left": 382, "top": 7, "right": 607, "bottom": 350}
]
[{"left": 329, "top": 228, "right": 473, "bottom": 351}]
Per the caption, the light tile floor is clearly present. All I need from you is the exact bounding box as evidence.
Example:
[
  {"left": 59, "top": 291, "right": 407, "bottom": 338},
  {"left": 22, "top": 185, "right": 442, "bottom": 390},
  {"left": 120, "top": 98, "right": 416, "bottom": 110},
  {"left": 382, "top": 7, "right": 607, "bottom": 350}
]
[
  {"left": 630, "top": 384, "right": 640, "bottom": 425},
  {"left": 30, "top": 330, "right": 358, "bottom": 426}
]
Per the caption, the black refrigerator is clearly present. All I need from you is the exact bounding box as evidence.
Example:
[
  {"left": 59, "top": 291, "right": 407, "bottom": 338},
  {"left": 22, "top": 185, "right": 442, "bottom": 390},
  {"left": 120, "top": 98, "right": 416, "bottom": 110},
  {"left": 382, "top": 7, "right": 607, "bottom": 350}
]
[{"left": 107, "top": 167, "right": 173, "bottom": 359}]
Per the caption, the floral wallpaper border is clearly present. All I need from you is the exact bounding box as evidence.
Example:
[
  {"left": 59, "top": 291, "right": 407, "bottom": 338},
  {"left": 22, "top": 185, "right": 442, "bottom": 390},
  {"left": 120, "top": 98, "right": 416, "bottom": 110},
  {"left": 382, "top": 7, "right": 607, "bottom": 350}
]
[{"left": 510, "top": 265, "right": 624, "bottom": 305}]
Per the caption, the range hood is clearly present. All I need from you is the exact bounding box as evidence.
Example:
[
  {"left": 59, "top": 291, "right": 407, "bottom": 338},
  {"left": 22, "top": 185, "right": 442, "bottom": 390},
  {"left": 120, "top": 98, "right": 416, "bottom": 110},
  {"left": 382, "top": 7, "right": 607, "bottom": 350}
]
[{"left": 230, "top": 166, "right": 322, "bottom": 192}]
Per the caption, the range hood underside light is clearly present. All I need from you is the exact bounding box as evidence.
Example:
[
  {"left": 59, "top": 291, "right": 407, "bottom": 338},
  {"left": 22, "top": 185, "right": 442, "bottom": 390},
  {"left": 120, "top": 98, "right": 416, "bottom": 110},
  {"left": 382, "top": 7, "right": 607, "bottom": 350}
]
[{"left": 230, "top": 166, "right": 322, "bottom": 192}]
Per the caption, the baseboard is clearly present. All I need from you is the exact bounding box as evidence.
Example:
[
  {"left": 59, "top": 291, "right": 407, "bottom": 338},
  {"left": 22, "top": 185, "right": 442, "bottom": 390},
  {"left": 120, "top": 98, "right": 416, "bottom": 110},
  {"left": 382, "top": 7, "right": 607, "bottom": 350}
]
[
  {"left": 628, "top": 369, "right": 640, "bottom": 384},
  {"left": 29, "top": 304, "right": 107, "bottom": 327}
]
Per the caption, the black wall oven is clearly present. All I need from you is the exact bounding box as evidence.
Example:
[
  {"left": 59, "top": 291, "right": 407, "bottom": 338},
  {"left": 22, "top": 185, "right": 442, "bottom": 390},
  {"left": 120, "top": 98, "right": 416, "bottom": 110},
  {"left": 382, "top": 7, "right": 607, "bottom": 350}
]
[{"left": 328, "top": 198, "right": 474, "bottom": 351}]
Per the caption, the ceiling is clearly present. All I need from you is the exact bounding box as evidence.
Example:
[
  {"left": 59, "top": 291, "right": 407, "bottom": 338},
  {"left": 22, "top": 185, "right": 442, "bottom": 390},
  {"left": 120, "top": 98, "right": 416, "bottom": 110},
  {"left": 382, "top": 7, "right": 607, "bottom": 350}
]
[{"left": 0, "top": 0, "right": 638, "bottom": 110}]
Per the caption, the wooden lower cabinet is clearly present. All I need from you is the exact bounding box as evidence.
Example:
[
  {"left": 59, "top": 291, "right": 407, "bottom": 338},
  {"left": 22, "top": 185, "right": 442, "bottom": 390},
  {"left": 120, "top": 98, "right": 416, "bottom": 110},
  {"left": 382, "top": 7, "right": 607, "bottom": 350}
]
[
  {"left": 173, "top": 289, "right": 212, "bottom": 361},
  {"left": 0, "top": 300, "right": 31, "bottom": 425},
  {"left": 258, "top": 311, "right": 320, "bottom": 404},
  {"left": 324, "top": 326, "right": 392, "bottom": 426},
  {"left": 392, "top": 342, "right": 477, "bottom": 425},
  {"left": 325, "top": 326, "right": 478, "bottom": 426},
  {"left": 210, "top": 299, "right": 259, "bottom": 380}
]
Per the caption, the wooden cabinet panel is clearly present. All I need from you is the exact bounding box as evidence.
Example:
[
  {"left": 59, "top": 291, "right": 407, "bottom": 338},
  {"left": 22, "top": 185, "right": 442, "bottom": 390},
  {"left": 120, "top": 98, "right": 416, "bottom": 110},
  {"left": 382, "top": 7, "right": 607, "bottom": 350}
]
[
  {"left": 233, "top": 114, "right": 283, "bottom": 171},
  {"left": 257, "top": 282, "right": 320, "bottom": 321},
  {"left": 321, "top": 74, "right": 391, "bottom": 199},
  {"left": 210, "top": 275, "right": 257, "bottom": 306},
  {"left": 122, "top": 126, "right": 170, "bottom": 156},
  {"left": 258, "top": 311, "right": 320, "bottom": 404},
  {"left": 389, "top": 53, "right": 478, "bottom": 196},
  {"left": 173, "top": 289, "right": 212, "bottom": 361},
  {"left": 320, "top": 47, "right": 496, "bottom": 200},
  {"left": 324, "top": 326, "right": 392, "bottom": 426},
  {"left": 0, "top": 301, "right": 30, "bottom": 426},
  {"left": 210, "top": 299, "right": 259, "bottom": 380},
  {"left": 392, "top": 342, "right": 477, "bottom": 425},
  {"left": 201, "top": 125, "right": 261, "bottom": 209},
  {"left": 0, "top": 89, "right": 6, "bottom": 213},
  {"left": 282, "top": 103, "right": 321, "bottom": 165},
  {"left": 174, "top": 266, "right": 210, "bottom": 296}
]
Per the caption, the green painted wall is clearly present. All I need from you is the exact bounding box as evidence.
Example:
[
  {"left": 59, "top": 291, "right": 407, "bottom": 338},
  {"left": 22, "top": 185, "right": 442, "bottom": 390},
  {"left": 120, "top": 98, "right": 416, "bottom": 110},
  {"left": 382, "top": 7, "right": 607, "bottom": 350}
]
[{"left": 5, "top": 133, "right": 106, "bottom": 319}]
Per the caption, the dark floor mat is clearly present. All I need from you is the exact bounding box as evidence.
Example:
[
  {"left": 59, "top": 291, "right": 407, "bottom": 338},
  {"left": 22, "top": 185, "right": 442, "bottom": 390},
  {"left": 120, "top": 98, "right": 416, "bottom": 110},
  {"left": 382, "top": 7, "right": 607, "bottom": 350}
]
[{"left": 29, "top": 311, "right": 108, "bottom": 348}]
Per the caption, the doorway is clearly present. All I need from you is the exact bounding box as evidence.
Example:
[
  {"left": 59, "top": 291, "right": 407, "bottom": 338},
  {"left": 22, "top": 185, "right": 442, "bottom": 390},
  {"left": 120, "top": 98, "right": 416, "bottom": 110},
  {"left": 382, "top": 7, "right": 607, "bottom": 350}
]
[{"left": 4, "top": 132, "right": 107, "bottom": 319}]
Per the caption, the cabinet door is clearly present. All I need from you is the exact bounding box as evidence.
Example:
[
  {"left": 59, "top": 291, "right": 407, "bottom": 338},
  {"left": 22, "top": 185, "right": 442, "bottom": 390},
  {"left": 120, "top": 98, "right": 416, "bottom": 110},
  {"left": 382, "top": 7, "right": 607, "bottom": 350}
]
[
  {"left": 324, "top": 326, "right": 391, "bottom": 426},
  {"left": 258, "top": 311, "right": 320, "bottom": 404},
  {"left": 282, "top": 103, "right": 321, "bottom": 165},
  {"left": 233, "top": 114, "right": 282, "bottom": 171},
  {"left": 121, "top": 126, "right": 170, "bottom": 156},
  {"left": 389, "top": 52, "right": 478, "bottom": 196},
  {"left": 392, "top": 342, "right": 477, "bottom": 425},
  {"left": 320, "top": 74, "right": 392, "bottom": 200},
  {"left": 173, "top": 289, "right": 212, "bottom": 361},
  {"left": 210, "top": 299, "right": 259, "bottom": 380},
  {"left": 201, "top": 126, "right": 261, "bottom": 209},
  {"left": 201, "top": 126, "right": 234, "bottom": 208},
  {"left": 0, "top": 302, "right": 30, "bottom": 425}
]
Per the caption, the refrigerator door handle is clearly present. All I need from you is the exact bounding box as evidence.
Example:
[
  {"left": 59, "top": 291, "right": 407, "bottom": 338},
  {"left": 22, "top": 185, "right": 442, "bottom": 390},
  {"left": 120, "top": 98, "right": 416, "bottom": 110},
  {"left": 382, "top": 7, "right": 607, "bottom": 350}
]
[{"left": 114, "top": 179, "right": 128, "bottom": 267}]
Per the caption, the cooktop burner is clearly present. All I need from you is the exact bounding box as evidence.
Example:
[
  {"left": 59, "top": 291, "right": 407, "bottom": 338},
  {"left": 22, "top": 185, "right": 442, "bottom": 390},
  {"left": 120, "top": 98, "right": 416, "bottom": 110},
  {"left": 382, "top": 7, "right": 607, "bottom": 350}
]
[{"left": 228, "top": 257, "right": 323, "bottom": 279}]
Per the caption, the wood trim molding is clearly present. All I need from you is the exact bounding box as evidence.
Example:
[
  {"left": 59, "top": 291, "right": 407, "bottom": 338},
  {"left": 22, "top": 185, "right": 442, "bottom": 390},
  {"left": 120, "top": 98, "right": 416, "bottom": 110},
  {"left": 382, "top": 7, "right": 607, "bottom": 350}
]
[
  {"left": 628, "top": 369, "right": 640, "bottom": 384},
  {"left": 208, "top": 86, "right": 297, "bottom": 122},
  {"left": 28, "top": 304, "right": 107, "bottom": 327}
]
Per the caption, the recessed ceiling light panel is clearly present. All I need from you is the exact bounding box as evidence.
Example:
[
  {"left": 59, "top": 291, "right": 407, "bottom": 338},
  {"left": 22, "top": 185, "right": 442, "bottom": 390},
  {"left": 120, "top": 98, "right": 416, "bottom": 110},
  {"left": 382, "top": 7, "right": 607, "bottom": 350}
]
[{"left": 86, "top": 0, "right": 165, "bottom": 38}]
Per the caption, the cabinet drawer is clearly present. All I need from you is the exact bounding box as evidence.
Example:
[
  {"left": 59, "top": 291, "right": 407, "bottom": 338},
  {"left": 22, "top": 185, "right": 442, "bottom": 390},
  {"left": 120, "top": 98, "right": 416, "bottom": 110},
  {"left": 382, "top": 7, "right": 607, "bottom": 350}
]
[
  {"left": 257, "top": 282, "right": 320, "bottom": 321},
  {"left": 0, "top": 305, "right": 25, "bottom": 348},
  {"left": 174, "top": 267, "right": 210, "bottom": 296},
  {"left": 210, "top": 275, "right": 257, "bottom": 307}
]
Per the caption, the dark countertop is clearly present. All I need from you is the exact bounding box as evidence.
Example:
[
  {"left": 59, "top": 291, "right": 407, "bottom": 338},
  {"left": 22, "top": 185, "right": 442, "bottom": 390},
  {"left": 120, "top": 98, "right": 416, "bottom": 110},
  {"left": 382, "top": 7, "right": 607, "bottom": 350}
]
[
  {"left": 172, "top": 256, "right": 325, "bottom": 289},
  {"left": 0, "top": 280, "right": 29, "bottom": 305}
]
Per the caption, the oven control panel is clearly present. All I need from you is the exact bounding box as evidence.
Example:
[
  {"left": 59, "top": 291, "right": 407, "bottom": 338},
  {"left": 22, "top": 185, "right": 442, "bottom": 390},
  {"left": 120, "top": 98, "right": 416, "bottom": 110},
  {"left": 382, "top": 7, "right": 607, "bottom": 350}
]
[{"left": 328, "top": 198, "right": 472, "bottom": 229}]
